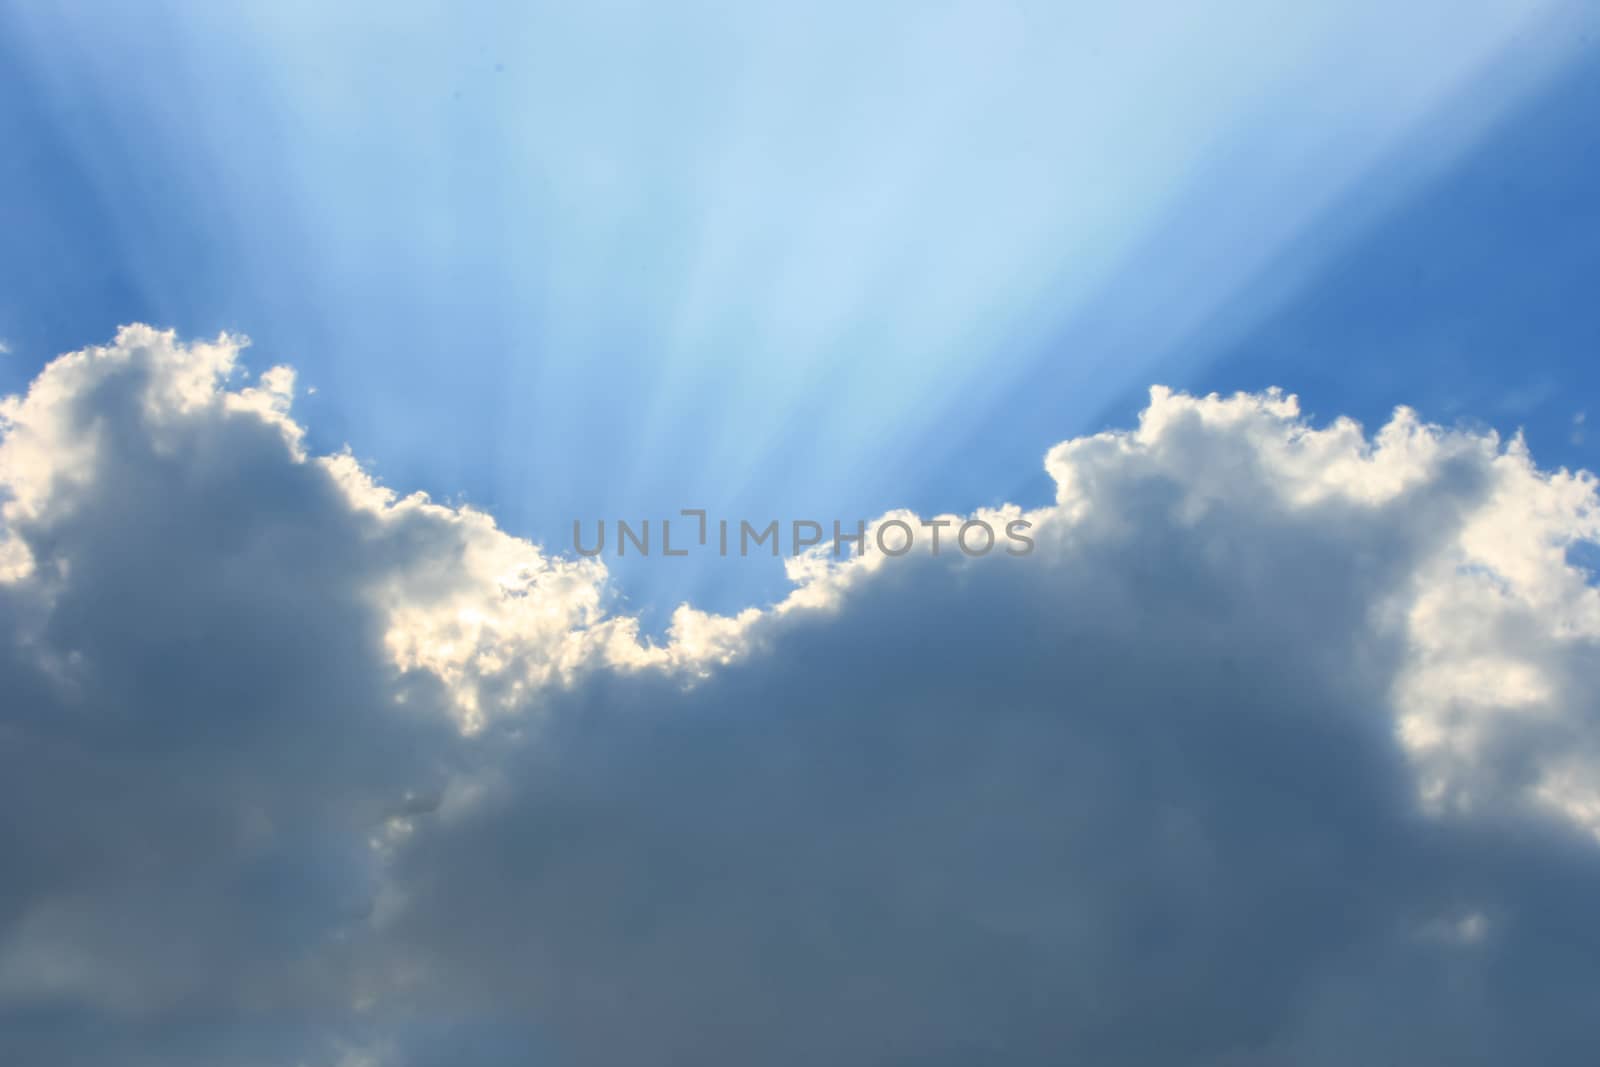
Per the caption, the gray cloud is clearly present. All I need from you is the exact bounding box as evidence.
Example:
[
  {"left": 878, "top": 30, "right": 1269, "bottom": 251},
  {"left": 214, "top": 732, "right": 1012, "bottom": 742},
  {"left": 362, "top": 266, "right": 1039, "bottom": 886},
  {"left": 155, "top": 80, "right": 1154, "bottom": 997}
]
[{"left": 2, "top": 330, "right": 1598, "bottom": 1065}]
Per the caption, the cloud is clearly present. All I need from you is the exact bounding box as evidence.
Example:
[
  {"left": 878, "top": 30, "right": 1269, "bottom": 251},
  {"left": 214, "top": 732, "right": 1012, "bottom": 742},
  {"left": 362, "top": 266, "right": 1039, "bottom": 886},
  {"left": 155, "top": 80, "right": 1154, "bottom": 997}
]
[{"left": 2, "top": 327, "right": 1599, "bottom": 1065}]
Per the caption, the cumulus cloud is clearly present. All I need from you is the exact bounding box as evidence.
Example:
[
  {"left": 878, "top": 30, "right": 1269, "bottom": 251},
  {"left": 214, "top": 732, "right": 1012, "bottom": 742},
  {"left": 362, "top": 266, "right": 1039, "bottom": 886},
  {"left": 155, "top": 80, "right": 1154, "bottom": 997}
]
[{"left": 1, "top": 327, "right": 1599, "bottom": 1065}]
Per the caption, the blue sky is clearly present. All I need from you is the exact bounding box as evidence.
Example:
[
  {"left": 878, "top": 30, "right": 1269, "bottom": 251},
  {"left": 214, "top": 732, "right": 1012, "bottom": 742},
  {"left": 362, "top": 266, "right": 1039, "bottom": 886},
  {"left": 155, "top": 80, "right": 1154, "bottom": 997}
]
[
  {"left": 3, "top": 0, "right": 1596, "bottom": 623},
  {"left": 7, "top": 6, "right": 1600, "bottom": 1064}
]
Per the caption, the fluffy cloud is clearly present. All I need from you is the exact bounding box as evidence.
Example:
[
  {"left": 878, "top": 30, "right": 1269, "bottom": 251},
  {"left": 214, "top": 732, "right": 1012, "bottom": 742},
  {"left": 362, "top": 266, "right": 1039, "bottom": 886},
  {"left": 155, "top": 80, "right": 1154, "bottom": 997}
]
[{"left": 1, "top": 327, "right": 1598, "bottom": 1065}]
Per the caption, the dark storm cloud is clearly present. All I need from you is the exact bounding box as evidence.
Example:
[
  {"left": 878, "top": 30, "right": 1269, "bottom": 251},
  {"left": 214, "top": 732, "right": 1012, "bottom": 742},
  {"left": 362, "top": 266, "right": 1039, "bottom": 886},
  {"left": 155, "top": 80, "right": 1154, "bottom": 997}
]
[{"left": 1, "top": 330, "right": 1598, "bottom": 1065}]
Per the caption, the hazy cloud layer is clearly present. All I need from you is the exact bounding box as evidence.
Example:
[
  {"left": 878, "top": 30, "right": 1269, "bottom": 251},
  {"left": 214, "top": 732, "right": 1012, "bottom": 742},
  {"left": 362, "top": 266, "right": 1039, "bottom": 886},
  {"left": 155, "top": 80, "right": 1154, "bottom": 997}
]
[{"left": 2, "top": 328, "right": 1598, "bottom": 1065}]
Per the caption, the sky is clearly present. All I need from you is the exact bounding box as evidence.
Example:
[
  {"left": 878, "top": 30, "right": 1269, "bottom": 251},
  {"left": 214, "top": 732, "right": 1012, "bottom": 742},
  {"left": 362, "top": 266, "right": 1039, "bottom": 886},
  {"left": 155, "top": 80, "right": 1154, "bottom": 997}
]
[
  {"left": 4, "top": 0, "right": 1596, "bottom": 622},
  {"left": 3, "top": 3, "right": 1600, "bottom": 1065}
]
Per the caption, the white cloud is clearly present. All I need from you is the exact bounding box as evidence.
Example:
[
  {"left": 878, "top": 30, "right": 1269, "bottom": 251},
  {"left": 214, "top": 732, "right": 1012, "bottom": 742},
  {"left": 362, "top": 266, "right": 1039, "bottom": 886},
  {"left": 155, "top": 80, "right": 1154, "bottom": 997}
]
[{"left": 2, "top": 327, "right": 1599, "bottom": 1065}]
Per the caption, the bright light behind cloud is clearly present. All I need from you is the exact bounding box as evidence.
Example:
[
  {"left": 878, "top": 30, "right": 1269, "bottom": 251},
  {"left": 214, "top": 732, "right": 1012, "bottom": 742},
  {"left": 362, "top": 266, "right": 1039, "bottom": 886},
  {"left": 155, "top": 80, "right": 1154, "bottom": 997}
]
[
  {"left": 5, "top": 1, "right": 1600, "bottom": 1062},
  {"left": 2, "top": 0, "right": 1588, "bottom": 618},
  {"left": 4, "top": 327, "right": 1600, "bottom": 1064}
]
